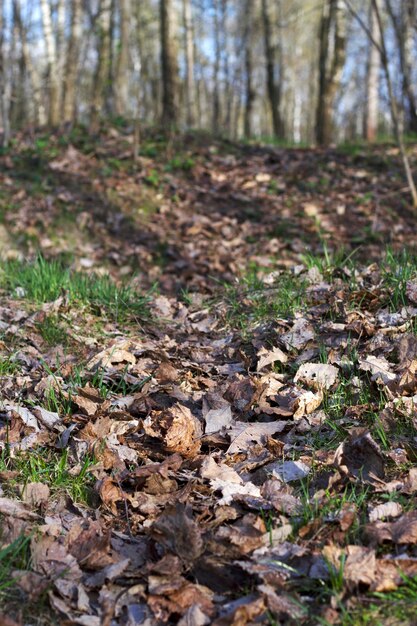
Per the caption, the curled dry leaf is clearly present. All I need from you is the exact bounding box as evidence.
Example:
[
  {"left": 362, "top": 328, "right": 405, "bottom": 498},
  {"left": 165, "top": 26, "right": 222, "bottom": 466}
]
[
  {"left": 292, "top": 389, "right": 323, "bottom": 419},
  {"left": 143, "top": 404, "right": 202, "bottom": 458},
  {"left": 369, "top": 501, "right": 403, "bottom": 522},
  {"left": 97, "top": 476, "right": 126, "bottom": 515},
  {"left": 87, "top": 340, "right": 136, "bottom": 370}
]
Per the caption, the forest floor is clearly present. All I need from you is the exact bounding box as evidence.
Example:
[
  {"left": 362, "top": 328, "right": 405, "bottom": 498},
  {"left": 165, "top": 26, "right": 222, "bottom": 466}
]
[{"left": 1, "top": 125, "right": 417, "bottom": 626}]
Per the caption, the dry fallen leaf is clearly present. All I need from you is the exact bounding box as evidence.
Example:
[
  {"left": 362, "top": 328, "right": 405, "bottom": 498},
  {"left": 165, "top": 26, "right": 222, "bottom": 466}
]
[
  {"left": 226, "top": 420, "right": 286, "bottom": 453},
  {"left": 369, "top": 501, "right": 403, "bottom": 522},
  {"left": 333, "top": 429, "right": 385, "bottom": 482},
  {"left": 359, "top": 355, "right": 396, "bottom": 384},
  {"left": 0, "top": 497, "right": 39, "bottom": 520},
  {"left": 143, "top": 404, "right": 202, "bottom": 458},
  {"left": 22, "top": 482, "right": 50, "bottom": 508},
  {"left": 256, "top": 346, "right": 288, "bottom": 371},
  {"left": 294, "top": 362, "right": 338, "bottom": 390}
]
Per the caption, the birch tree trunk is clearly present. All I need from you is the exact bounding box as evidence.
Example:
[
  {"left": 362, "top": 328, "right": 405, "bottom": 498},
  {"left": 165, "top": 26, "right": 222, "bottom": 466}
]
[
  {"left": 261, "top": 0, "right": 283, "bottom": 138},
  {"left": 183, "top": 0, "right": 196, "bottom": 128},
  {"left": 90, "top": 0, "right": 112, "bottom": 132},
  {"left": 114, "top": 0, "right": 131, "bottom": 117},
  {"left": 160, "top": 0, "right": 179, "bottom": 129},
  {"left": 316, "top": 0, "right": 347, "bottom": 145},
  {"left": 364, "top": 0, "right": 381, "bottom": 141},
  {"left": 40, "top": 0, "right": 60, "bottom": 127}
]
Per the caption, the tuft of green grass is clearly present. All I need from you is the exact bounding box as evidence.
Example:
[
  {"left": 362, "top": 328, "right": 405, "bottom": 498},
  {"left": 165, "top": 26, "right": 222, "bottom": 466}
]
[
  {"left": 0, "top": 355, "right": 19, "bottom": 375},
  {"left": 222, "top": 265, "right": 306, "bottom": 334},
  {"left": 0, "top": 534, "right": 31, "bottom": 598},
  {"left": 36, "top": 315, "right": 68, "bottom": 347},
  {"left": 381, "top": 248, "right": 417, "bottom": 310},
  {"left": 302, "top": 243, "right": 358, "bottom": 279},
  {"left": 144, "top": 169, "right": 161, "bottom": 187},
  {"left": 0, "top": 255, "right": 150, "bottom": 321},
  {"left": 165, "top": 155, "right": 195, "bottom": 172},
  {"left": 0, "top": 448, "right": 95, "bottom": 504}
]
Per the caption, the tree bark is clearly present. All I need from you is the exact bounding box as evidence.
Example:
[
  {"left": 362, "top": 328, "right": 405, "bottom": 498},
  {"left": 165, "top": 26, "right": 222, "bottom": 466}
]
[
  {"left": 0, "top": 0, "right": 11, "bottom": 146},
  {"left": 183, "top": 0, "right": 196, "bottom": 127},
  {"left": 261, "top": 0, "right": 283, "bottom": 139},
  {"left": 13, "top": 0, "right": 46, "bottom": 126},
  {"left": 212, "top": 0, "right": 221, "bottom": 132},
  {"left": 63, "top": 0, "right": 82, "bottom": 123},
  {"left": 316, "top": 0, "right": 347, "bottom": 145},
  {"left": 385, "top": 0, "right": 417, "bottom": 133},
  {"left": 114, "top": 0, "right": 131, "bottom": 117},
  {"left": 40, "top": 0, "right": 60, "bottom": 127},
  {"left": 243, "top": 0, "right": 255, "bottom": 137},
  {"left": 364, "top": 0, "right": 381, "bottom": 142},
  {"left": 160, "top": 0, "right": 179, "bottom": 129},
  {"left": 90, "top": 0, "right": 112, "bottom": 132}
]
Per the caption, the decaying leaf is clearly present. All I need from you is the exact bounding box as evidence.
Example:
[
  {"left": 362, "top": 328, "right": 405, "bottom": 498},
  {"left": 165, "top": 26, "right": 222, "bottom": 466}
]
[
  {"left": 281, "top": 318, "right": 315, "bottom": 351},
  {"left": 333, "top": 429, "right": 385, "bottom": 481},
  {"left": 359, "top": 355, "right": 396, "bottom": 384},
  {"left": 369, "top": 501, "right": 403, "bottom": 522},
  {"left": 226, "top": 420, "right": 286, "bottom": 453},
  {"left": 151, "top": 503, "right": 204, "bottom": 562},
  {"left": 21, "top": 482, "right": 50, "bottom": 508},
  {"left": 294, "top": 362, "right": 338, "bottom": 390},
  {"left": 143, "top": 404, "right": 202, "bottom": 457},
  {"left": 256, "top": 346, "right": 288, "bottom": 371}
]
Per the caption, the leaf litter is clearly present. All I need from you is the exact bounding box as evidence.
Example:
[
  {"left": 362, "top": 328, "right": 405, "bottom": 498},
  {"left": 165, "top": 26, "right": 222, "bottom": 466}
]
[{"left": 1, "top": 130, "right": 417, "bottom": 624}]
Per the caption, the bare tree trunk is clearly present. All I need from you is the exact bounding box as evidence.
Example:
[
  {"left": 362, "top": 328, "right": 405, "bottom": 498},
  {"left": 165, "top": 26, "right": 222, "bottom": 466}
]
[
  {"left": 40, "top": 0, "right": 60, "bottom": 126},
  {"left": 90, "top": 0, "right": 112, "bottom": 132},
  {"left": 0, "top": 0, "right": 11, "bottom": 146},
  {"left": 222, "top": 0, "right": 232, "bottom": 134},
  {"left": 261, "top": 0, "right": 283, "bottom": 138},
  {"left": 372, "top": 0, "right": 417, "bottom": 207},
  {"left": 316, "top": 0, "right": 347, "bottom": 145},
  {"left": 385, "top": 0, "right": 417, "bottom": 133},
  {"left": 13, "top": 0, "right": 46, "bottom": 126},
  {"left": 160, "top": 0, "right": 179, "bottom": 129},
  {"left": 63, "top": 0, "right": 82, "bottom": 123},
  {"left": 364, "top": 0, "right": 381, "bottom": 142},
  {"left": 55, "top": 0, "right": 65, "bottom": 113},
  {"left": 183, "top": 0, "right": 196, "bottom": 127},
  {"left": 212, "top": 0, "right": 221, "bottom": 132},
  {"left": 114, "top": 0, "right": 131, "bottom": 117},
  {"left": 132, "top": 0, "right": 141, "bottom": 159},
  {"left": 243, "top": 0, "right": 255, "bottom": 137},
  {"left": 345, "top": 0, "right": 417, "bottom": 207}
]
